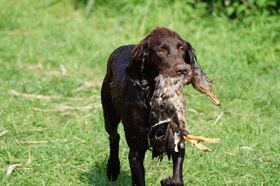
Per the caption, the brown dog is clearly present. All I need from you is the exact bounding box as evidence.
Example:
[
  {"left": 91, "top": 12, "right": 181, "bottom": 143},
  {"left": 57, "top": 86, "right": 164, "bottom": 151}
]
[{"left": 101, "top": 27, "right": 219, "bottom": 186}]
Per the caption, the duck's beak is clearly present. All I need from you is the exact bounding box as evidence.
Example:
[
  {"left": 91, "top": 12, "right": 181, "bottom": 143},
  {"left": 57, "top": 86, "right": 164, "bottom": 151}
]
[{"left": 207, "top": 92, "right": 221, "bottom": 106}]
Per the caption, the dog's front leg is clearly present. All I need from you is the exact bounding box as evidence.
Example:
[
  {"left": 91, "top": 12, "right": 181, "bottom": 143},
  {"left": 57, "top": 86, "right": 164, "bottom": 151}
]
[
  {"left": 161, "top": 141, "right": 185, "bottom": 186},
  {"left": 129, "top": 149, "right": 147, "bottom": 186},
  {"left": 171, "top": 141, "right": 185, "bottom": 185}
]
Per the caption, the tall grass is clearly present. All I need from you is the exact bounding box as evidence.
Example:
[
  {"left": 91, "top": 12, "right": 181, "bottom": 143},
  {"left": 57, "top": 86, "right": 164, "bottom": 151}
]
[{"left": 0, "top": 0, "right": 279, "bottom": 185}]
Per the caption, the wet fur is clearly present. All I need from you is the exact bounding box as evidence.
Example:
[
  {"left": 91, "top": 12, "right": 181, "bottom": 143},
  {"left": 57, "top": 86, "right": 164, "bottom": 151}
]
[{"left": 101, "top": 27, "right": 198, "bottom": 186}]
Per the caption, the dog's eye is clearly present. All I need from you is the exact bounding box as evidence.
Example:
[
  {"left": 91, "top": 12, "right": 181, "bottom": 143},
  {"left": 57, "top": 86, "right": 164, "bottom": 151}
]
[
  {"left": 158, "top": 49, "right": 167, "bottom": 55},
  {"left": 179, "top": 46, "right": 184, "bottom": 53}
]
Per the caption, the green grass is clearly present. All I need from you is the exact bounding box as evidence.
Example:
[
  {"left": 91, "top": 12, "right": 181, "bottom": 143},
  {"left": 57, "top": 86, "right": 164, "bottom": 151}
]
[{"left": 0, "top": 0, "right": 279, "bottom": 185}]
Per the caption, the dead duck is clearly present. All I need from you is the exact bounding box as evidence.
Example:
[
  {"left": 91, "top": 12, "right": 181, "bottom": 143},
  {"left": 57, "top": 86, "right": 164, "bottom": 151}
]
[{"left": 149, "top": 68, "right": 221, "bottom": 159}]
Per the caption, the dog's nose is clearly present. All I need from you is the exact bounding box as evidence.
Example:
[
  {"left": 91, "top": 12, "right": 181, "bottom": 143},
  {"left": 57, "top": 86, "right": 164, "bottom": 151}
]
[{"left": 176, "top": 65, "right": 189, "bottom": 76}]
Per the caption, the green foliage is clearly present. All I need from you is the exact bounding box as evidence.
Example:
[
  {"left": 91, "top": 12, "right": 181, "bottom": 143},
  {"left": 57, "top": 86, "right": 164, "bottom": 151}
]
[
  {"left": 56, "top": 0, "right": 280, "bottom": 20},
  {"left": 164, "top": 0, "right": 280, "bottom": 19},
  {"left": 42, "top": 0, "right": 280, "bottom": 21},
  {"left": 209, "top": 0, "right": 280, "bottom": 18}
]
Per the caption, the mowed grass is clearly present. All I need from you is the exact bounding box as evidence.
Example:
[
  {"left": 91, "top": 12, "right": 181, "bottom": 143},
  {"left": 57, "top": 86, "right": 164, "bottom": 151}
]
[{"left": 0, "top": 0, "right": 279, "bottom": 185}]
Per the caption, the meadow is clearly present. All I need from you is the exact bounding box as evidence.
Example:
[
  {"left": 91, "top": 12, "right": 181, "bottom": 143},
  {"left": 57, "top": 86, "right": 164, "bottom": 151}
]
[{"left": 0, "top": 0, "right": 279, "bottom": 185}]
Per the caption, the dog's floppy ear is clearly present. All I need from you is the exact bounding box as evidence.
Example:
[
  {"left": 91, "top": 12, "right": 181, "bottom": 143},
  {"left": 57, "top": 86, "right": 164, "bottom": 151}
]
[
  {"left": 184, "top": 41, "right": 197, "bottom": 65},
  {"left": 126, "top": 39, "right": 149, "bottom": 87}
]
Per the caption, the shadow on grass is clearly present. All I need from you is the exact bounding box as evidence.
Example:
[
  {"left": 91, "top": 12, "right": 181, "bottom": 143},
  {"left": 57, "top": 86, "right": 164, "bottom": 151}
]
[{"left": 79, "top": 160, "right": 131, "bottom": 185}]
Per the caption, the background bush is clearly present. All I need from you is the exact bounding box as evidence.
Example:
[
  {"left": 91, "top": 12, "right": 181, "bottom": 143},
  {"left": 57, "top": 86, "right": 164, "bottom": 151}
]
[
  {"left": 60, "top": 0, "right": 280, "bottom": 19},
  {"left": 202, "top": 0, "right": 280, "bottom": 18}
]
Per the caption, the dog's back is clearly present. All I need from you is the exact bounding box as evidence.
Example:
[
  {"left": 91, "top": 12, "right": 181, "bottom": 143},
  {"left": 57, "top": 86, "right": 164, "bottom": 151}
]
[{"left": 105, "top": 45, "right": 135, "bottom": 87}]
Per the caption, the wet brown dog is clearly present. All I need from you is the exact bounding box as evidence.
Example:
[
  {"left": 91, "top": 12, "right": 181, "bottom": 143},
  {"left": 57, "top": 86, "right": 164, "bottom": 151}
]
[{"left": 101, "top": 27, "right": 216, "bottom": 186}]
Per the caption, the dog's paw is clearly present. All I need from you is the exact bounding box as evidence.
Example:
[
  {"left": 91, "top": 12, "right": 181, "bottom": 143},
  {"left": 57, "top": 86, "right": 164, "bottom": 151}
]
[
  {"left": 161, "top": 177, "right": 172, "bottom": 186},
  {"left": 160, "top": 177, "right": 184, "bottom": 186},
  {"left": 107, "top": 156, "right": 120, "bottom": 182}
]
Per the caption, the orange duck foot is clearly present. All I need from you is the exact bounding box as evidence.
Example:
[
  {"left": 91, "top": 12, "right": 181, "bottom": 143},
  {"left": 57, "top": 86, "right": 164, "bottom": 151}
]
[{"left": 183, "top": 135, "right": 222, "bottom": 152}]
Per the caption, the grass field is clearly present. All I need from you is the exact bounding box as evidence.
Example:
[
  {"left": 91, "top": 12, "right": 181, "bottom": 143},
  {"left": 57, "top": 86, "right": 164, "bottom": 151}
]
[{"left": 0, "top": 0, "right": 280, "bottom": 185}]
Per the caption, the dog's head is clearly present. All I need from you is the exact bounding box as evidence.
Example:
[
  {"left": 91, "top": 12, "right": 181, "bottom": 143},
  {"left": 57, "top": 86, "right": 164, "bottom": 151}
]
[{"left": 126, "top": 27, "right": 196, "bottom": 88}]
